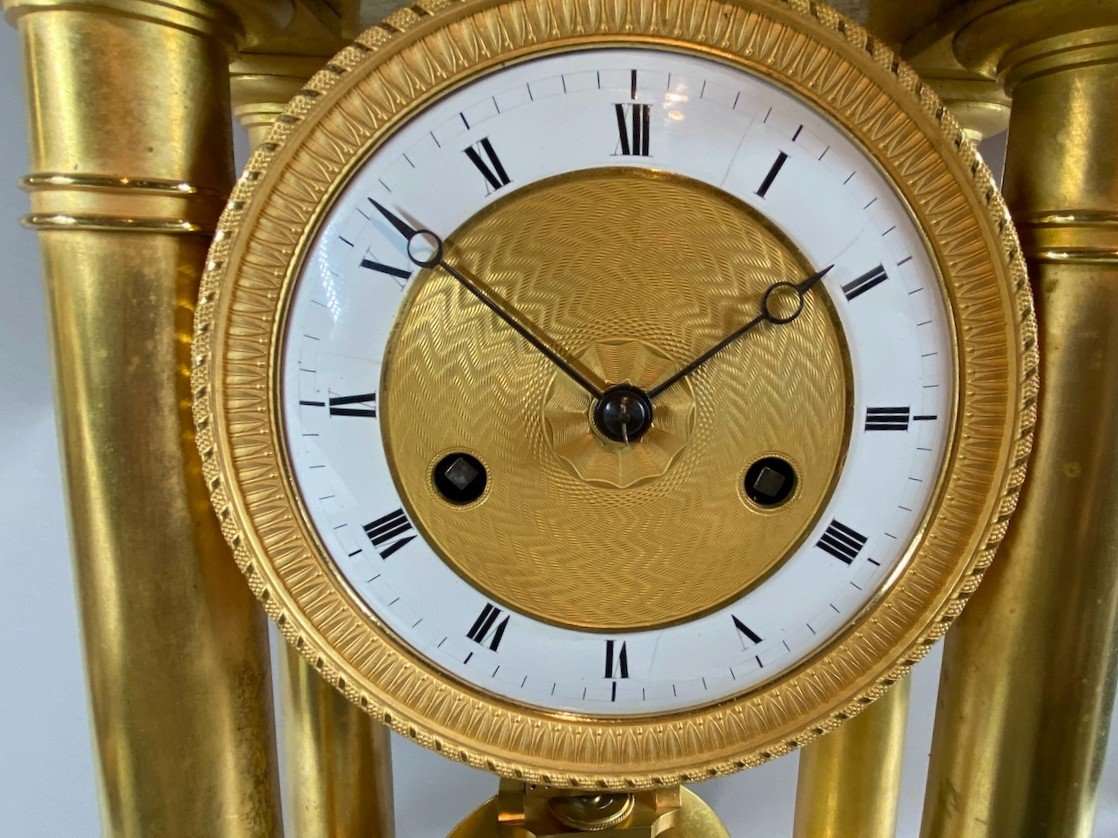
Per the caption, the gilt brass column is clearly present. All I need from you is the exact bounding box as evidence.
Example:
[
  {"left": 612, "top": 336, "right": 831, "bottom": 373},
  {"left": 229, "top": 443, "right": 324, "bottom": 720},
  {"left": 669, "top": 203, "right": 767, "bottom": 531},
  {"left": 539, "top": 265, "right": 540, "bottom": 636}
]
[
  {"left": 793, "top": 678, "right": 911, "bottom": 838},
  {"left": 232, "top": 54, "right": 396, "bottom": 838},
  {"left": 923, "top": 5, "right": 1118, "bottom": 836},
  {"left": 4, "top": 1, "right": 288, "bottom": 833}
]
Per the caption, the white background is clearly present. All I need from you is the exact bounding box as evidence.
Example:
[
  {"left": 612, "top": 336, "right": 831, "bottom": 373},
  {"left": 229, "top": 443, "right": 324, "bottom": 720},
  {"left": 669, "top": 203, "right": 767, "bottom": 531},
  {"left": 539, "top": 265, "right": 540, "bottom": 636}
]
[{"left": 0, "top": 26, "right": 1115, "bottom": 836}]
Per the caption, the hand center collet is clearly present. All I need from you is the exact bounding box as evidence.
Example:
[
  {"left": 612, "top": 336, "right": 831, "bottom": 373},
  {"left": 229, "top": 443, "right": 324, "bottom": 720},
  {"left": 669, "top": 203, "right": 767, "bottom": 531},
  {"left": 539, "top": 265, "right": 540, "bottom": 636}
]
[{"left": 594, "top": 385, "right": 654, "bottom": 443}]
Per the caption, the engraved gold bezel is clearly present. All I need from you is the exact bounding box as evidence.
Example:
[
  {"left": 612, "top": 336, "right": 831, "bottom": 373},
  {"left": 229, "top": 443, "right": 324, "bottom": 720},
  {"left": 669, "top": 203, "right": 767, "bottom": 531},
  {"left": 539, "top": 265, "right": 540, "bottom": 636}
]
[{"left": 193, "top": 0, "right": 1037, "bottom": 788}]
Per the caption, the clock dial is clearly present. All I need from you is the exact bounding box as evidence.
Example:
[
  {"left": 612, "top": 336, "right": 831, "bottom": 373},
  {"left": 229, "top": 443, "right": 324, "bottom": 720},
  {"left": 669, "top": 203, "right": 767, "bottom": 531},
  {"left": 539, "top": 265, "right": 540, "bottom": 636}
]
[
  {"left": 196, "top": 0, "right": 1035, "bottom": 787},
  {"left": 280, "top": 48, "right": 953, "bottom": 715}
]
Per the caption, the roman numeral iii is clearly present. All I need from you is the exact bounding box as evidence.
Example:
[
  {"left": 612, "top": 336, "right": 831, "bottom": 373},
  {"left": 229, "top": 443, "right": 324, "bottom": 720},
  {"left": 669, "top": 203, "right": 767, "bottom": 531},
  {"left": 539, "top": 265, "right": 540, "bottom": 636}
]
[
  {"left": 842, "top": 265, "right": 889, "bottom": 300},
  {"left": 816, "top": 519, "right": 868, "bottom": 564},
  {"left": 614, "top": 103, "right": 651, "bottom": 156},
  {"left": 466, "top": 603, "right": 509, "bottom": 651},
  {"left": 604, "top": 640, "right": 630, "bottom": 679},
  {"left": 865, "top": 406, "right": 909, "bottom": 431},
  {"left": 363, "top": 509, "right": 416, "bottom": 559},
  {"left": 463, "top": 137, "right": 511, "bottom": 193}
]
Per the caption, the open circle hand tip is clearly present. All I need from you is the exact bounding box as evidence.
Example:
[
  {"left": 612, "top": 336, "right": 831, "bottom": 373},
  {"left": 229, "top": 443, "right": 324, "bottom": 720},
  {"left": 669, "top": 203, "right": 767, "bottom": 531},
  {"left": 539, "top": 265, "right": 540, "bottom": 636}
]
[
  {"left": 647, "top": 263, "right": 836, "bottom": 400},
  {"left": 369, "top": 199, "right": 605, "bottom": 399}
]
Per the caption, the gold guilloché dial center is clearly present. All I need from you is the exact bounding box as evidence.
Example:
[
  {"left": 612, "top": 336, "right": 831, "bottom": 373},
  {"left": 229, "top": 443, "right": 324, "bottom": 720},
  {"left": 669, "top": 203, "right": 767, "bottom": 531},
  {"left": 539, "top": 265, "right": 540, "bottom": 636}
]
[{"left": 382, "top": 168, "right": 850, "bottom": 631}]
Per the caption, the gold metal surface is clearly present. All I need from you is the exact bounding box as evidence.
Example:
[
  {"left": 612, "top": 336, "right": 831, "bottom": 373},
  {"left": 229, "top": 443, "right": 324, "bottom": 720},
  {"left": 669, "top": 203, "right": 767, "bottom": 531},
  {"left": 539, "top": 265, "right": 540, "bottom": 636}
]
[
  {"left": 922, "top": 10, "right": 1118, "bottom": 837},
  {"left": 194, "top": 0, "right": 1035, "bottom": 788},
  {"left": 279, "top": 643, "right": 397, "bottom": 837},
  {"left": 793, "top": 676, "right": 911, "bottom": 838},
  {"left": 448, "top": 785, "right": 729, "bottom": 837},
  {"left": 231, "top": 54, "right": 333, "bottom": 149},
  {"left": 384, "top": 169, "right": 847, "bottom": 631},
  {"left": 232, "top": 58, "right": 398, "bottom": 838},
  {"left": 4, "top": 0, "right": 283, "bottom": 834}
]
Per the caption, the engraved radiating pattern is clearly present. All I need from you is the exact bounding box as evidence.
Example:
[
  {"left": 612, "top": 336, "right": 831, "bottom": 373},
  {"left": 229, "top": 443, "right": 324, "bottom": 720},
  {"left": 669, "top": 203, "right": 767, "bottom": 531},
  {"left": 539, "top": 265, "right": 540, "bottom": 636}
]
[
  {"left": 193, "top": 0, "right": 1038, "bottom": 789},
  {"left": 383, "top": 170, "right": 847, "bottom": 629}
]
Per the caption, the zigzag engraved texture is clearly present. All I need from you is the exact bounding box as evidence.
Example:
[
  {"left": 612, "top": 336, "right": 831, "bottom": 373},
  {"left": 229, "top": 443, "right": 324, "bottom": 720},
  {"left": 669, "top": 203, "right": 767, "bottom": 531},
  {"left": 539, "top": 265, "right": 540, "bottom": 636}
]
[
  {"left": 384, "top": 169, "right": 846, "bottom": 630},
  {"left": 192, "top": 0, "right": 1038, "bottom": 789}
]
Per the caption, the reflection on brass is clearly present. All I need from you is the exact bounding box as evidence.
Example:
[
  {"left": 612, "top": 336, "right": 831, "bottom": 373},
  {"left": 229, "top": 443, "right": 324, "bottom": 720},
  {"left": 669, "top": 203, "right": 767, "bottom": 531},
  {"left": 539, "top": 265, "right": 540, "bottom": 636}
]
[
  {"left": 794, "top": 677, "right": 911, "bottom": 838},
  {"left": 279, "top": 644, "right": 396, "bottom": 838},
  {"left": 448, "top": 783, "right": 729, "bottom": 837},
  {"left": 5, "top": 0, "right": 282, "bottom": 834},
  {"left": 923, "top": 7, "right": 1118, "bottom": 836},
  {"left": 22, "top": 214, "right": 209, "bottom": 233},
  {"left": 384, "top": 169, "right": 847, "bottom": 631},
  {"left": 231, "top": 54, "right": 334, "bottom": 148},
  {"left": 195, "top": 0, "right": 1033, "bottom": 789},
  {"left": 234, "top": 57, "right": 398, "bottom": 838},
  {"left": 549, "top": 792, "right": 635, "bottom": 830}
]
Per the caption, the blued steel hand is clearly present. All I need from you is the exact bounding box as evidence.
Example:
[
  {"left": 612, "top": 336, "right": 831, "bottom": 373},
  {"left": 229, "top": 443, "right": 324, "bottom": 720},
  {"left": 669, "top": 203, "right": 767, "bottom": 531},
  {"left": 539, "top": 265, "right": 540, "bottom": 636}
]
[
  {"left": 646, "top": 265, "right": 835, "bottom": 400},
  {"left": 370, "top": 200, "right": 606, "bottom": 399}
]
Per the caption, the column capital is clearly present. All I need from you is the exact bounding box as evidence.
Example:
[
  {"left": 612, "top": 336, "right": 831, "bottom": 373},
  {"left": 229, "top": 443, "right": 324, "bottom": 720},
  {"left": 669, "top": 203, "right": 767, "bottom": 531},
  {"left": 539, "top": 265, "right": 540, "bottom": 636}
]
[
  {"left": 3, "top": 0, "right": 296, "bottom": 48},
  {"left": 954, "top": 0, "right": 1118, "bottom": 91}
]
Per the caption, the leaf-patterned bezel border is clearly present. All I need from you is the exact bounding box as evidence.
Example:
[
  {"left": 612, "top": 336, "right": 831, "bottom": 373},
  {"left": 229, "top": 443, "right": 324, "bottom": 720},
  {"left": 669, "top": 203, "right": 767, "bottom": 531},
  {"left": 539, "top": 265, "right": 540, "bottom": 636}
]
[{"left": 193, "top": 0, "right": 1037, "bottom": 788}]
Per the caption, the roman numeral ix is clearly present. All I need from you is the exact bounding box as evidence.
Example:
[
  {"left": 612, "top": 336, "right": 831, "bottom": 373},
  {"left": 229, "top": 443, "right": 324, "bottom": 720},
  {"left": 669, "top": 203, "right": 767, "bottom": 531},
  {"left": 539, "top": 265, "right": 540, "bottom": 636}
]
[
  {"left": 604, "top": 640, "right": 629, "bottom": 679},
  {"left": 466, "top": 603, "right": 509, "bottom": 651},
  {"left": 816, "top": 520, "right": 868, "bottom": 565},
  {"left": 463, "top": 137, "right": 511, "bottom": 193},
  {"left": 363, "top": 509, "right": 416, "bottom": 559},
  {"left": 614, "top": 103, "right": 651, "bottom": 156},
  {"left": 843, "top": 265, "right": 889, "bottom": 301}
]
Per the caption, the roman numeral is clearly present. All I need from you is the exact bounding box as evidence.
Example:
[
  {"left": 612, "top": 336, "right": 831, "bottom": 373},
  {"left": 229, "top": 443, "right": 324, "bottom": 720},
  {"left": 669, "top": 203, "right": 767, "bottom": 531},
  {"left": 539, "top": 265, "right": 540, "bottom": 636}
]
[
  {"left": 363, "top": 509, "right": 416, "bottom": 559},
  {"left": 604, "top": 640, "right": 629, "bottom": 679},
  {"left": 732, "top": 616, "right": 762, "bottom": 647},
  {"left": 463, "top": 137, "right": 511, "bottom": 193},
  {"left": 327, "top": 393, "right": 376, "bottom": 418},
  {"left": 865, "top": 406, "right": 910, "bottom": 431},
  {"left": 756, "top": 151, "right": 789, "bottom": 198},
  {"left": 842, "top": 265, "right": 889, "bottom": 301},
  {"left": 299, "top": 393, "right": 377, "bottom": 418},
  {"left": 360, "top": 257, "right": 411, "bottom": 282},
  {"left": 614, "top": 103, "right": 651, "bottom": 156},
  {"left": 466, "top": 603, "right": 509, "bottom": 651},
  {"left": 816, "top": 520, "right": 868, "bottom": 565}
]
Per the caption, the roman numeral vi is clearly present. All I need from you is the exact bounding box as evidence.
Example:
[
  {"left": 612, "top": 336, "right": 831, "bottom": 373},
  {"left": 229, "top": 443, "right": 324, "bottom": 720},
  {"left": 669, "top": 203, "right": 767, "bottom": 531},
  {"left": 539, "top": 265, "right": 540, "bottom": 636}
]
[{"left": 604, "top": 640, "right": 629, "bottom": 679}]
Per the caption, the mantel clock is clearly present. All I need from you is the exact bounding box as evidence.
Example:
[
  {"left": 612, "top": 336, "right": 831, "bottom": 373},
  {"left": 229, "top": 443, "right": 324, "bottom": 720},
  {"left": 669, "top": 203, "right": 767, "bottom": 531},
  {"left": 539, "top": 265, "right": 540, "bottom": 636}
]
[{"left": 193, "top": 0, "right": 1035, "bottom": 812}]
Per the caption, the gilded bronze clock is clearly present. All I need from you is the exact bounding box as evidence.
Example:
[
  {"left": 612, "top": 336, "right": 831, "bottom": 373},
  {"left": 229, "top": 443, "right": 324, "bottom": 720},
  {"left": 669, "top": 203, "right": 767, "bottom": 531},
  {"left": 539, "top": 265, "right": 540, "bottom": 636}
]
[{"left": 193, "top": 0, "right": 1036, "bottom": 788}]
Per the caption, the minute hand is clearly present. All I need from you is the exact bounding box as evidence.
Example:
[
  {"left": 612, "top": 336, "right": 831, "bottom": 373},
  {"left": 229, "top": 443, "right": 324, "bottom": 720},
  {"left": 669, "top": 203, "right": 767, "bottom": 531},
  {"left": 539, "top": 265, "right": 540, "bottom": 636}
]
[
  {"left": 370, "top": 201, "right": 606, "bottom": 399},
  {"left": 646, "top": 265, "right": 834, "bottom": 400}
]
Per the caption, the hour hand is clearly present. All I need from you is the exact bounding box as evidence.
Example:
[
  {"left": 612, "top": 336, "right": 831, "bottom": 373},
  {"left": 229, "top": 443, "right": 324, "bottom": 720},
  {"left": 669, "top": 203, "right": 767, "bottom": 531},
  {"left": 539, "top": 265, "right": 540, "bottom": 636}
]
[{"left": 646, "top": 264, "right": 834, "bottom": 399}]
